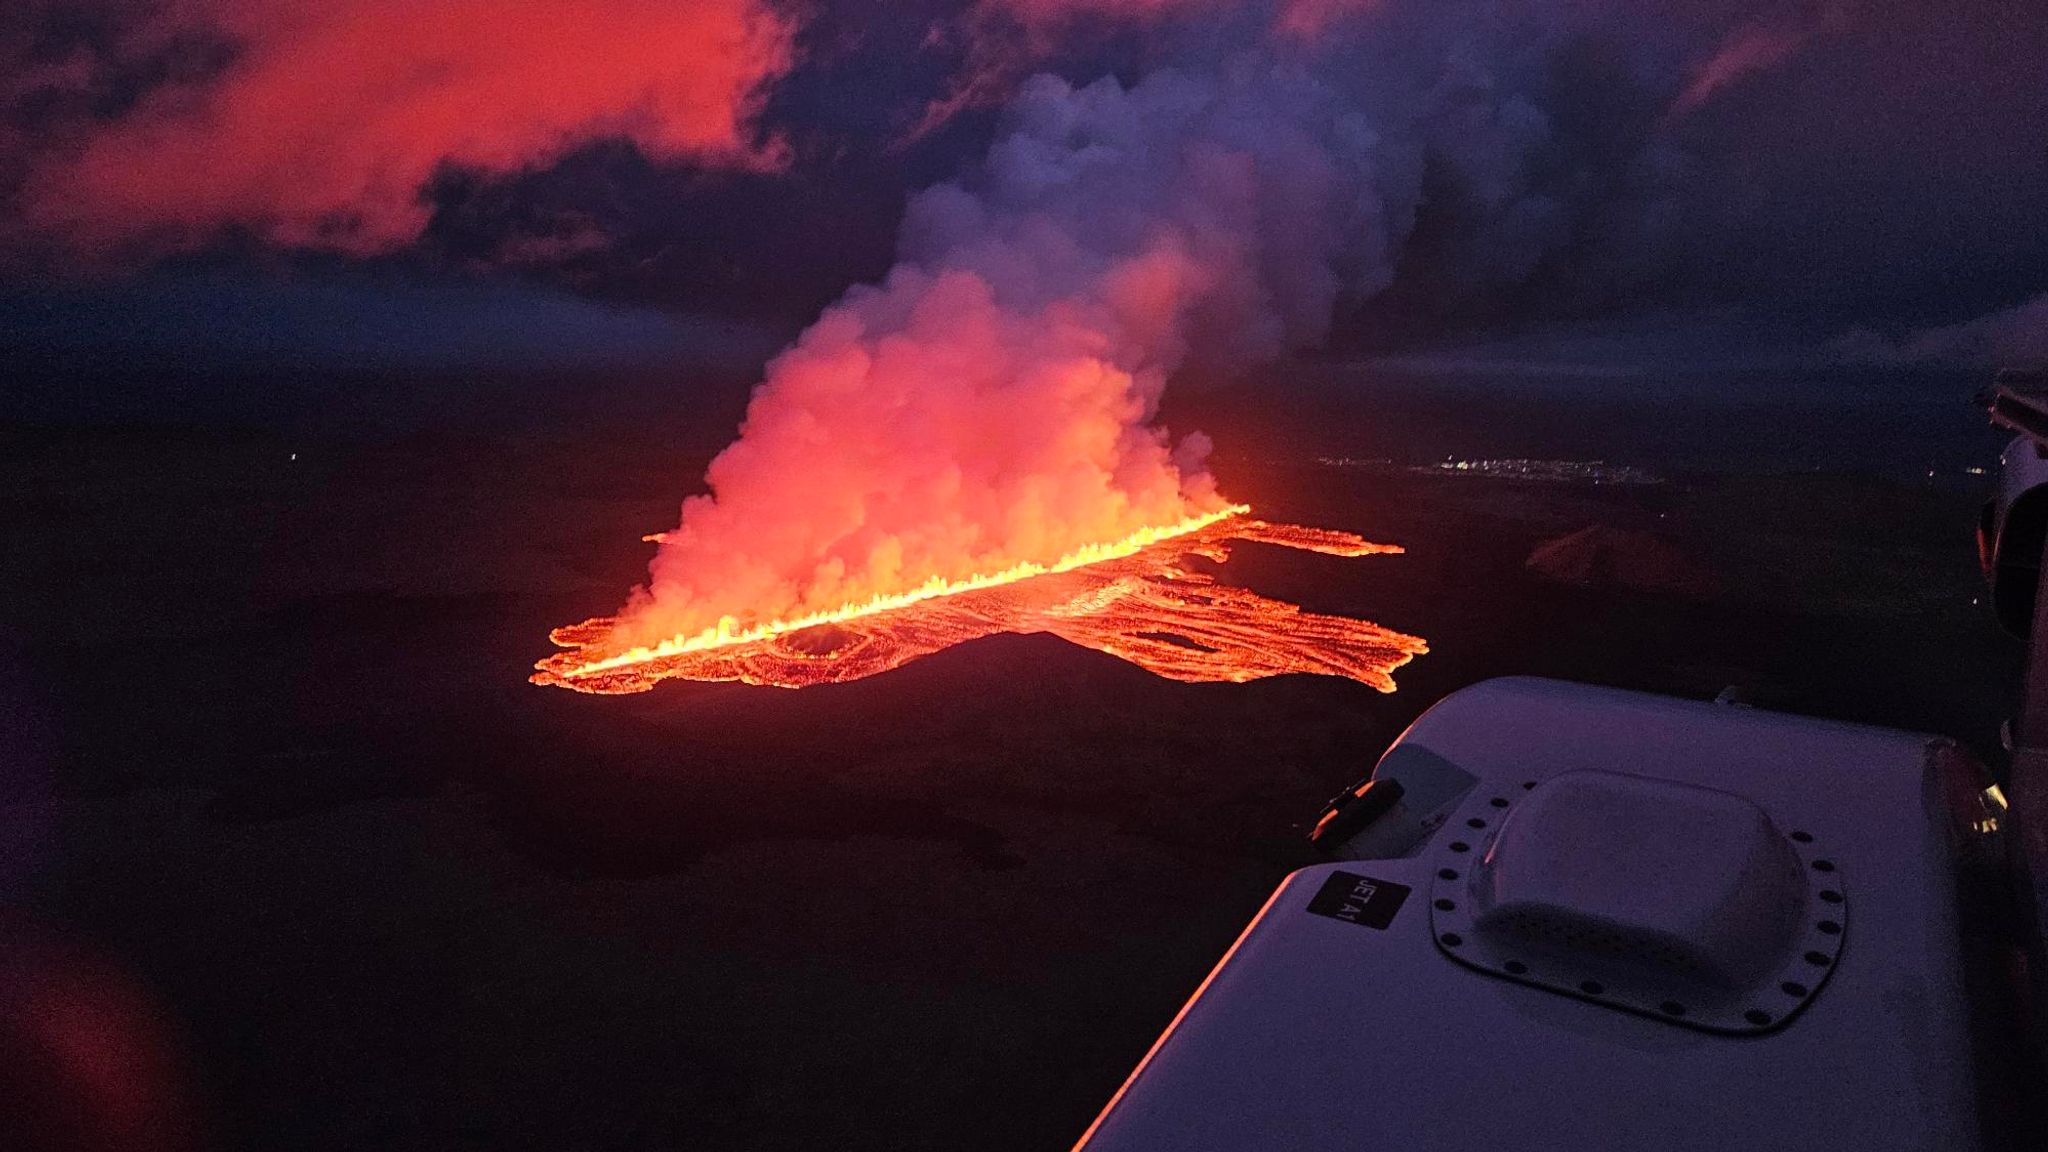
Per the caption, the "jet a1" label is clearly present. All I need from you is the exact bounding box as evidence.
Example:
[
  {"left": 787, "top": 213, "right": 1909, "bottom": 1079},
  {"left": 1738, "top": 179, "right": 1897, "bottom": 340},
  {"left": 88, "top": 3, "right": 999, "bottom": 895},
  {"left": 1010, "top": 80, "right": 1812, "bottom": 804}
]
[{"left": 1306, "top": 871, "right": 1411, "bottom": 930}]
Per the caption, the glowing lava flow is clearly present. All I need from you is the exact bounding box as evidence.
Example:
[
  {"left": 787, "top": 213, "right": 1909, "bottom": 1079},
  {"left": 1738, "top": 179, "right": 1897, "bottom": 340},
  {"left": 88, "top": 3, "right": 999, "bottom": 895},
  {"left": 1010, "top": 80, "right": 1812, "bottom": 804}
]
[{"left": 533, "top": 510, "right": 1427, "bottom": 693}]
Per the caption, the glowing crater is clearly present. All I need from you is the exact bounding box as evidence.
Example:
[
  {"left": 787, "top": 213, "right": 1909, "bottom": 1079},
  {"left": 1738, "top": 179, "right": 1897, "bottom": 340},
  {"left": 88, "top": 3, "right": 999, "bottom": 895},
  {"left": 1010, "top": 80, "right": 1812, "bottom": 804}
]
[{"left": 532, "top": 511, "right": 1427, "bottom": 693}]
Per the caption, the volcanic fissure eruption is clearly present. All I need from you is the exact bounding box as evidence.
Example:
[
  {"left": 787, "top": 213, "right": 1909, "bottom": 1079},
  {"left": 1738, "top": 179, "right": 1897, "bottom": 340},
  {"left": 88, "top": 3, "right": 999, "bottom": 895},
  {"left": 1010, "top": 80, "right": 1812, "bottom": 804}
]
[
  {"left": 537, "top": 61, "right": 1429, "bottom": 693},
  {"left": 535, "top": 510, "right": 1424, "bottom": 692}
]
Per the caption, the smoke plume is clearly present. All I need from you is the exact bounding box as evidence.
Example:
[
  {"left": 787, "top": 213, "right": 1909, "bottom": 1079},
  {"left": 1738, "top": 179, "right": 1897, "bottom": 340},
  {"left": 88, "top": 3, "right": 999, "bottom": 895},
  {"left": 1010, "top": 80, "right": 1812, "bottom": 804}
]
[
  {"left": 907, "top": 0, "right": 1380, "bottom": 141},
  {"left": 610, "top": 0, "right": 1770, "bottom": 648},
  {"left": 612, "top": 59, "right": 1396, "bottom": 647}
]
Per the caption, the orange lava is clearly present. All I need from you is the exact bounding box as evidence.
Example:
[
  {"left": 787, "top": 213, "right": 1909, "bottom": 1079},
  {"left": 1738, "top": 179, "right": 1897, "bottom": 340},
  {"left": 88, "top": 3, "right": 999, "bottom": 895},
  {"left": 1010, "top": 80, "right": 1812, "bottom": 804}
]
[{"left": 532, "top": 513, "right": 1427, "bottom": 693}]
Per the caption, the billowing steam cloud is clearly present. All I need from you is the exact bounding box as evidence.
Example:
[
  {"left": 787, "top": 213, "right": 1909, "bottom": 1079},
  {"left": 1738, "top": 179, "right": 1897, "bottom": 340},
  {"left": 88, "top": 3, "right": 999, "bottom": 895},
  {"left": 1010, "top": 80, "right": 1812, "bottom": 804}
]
[
  {"left": 612, "top": 60, "right": 1396, "bottom": 647},
  {"left": 8, "top": 0, "right": 794, "bottom": 256},
  {"left": 609, "top": 0, "right": 1800, "bottom": 647},
  {"left": 909, "top": 0, "right": 1382, "bottom": 141}
]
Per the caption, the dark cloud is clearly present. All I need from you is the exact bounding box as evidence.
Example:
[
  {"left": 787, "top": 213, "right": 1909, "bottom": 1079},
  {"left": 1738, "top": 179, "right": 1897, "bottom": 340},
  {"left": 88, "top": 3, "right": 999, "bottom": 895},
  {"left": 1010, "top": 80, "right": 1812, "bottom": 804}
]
[
  {"left": 0, "top": 0, "right": 2043, "bottom": 376},
  {"left": 0, "top": 269, "right": 780, "bottom": 371}
]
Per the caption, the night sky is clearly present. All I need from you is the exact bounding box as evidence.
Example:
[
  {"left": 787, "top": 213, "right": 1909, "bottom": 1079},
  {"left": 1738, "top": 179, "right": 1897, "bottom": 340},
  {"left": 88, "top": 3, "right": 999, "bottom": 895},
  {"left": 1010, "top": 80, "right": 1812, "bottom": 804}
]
[{"left": 2, "top": 0, "right": 2044, "bottom": 398}]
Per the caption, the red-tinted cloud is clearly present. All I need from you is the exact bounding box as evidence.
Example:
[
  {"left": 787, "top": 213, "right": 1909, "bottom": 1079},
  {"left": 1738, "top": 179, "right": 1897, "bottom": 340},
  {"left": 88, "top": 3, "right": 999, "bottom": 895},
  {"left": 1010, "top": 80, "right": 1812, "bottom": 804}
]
[
  {"left": 1270, "top": 0, "right": 1382, "bottom": 38},
  {"left": 15, "top": 0, "right": 797, "bottom": 257},
  {"left": 1669, "top": 22, "right": 1815, "bottom": 119}
]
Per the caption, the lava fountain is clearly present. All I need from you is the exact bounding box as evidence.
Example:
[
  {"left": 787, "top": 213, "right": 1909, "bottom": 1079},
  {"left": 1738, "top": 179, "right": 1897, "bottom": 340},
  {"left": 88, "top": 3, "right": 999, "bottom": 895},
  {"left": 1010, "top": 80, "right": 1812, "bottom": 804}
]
[{"left": 533, "top": 509, "right": 1425, "bottom": 693}]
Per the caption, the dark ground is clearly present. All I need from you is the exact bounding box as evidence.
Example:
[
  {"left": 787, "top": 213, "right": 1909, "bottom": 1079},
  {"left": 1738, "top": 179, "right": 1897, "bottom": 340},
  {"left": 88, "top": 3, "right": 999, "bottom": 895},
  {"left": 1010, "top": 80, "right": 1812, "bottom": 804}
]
[{"left": 0, "top": 375, "right": 2022, "bottom": 1150}]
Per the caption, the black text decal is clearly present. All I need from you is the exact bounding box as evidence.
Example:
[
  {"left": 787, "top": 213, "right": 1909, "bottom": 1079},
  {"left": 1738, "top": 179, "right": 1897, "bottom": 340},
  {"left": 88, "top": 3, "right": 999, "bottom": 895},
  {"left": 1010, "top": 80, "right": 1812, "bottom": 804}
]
[{"left": 1306, "top": 871, "right": 1411, "bottom": 930}]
